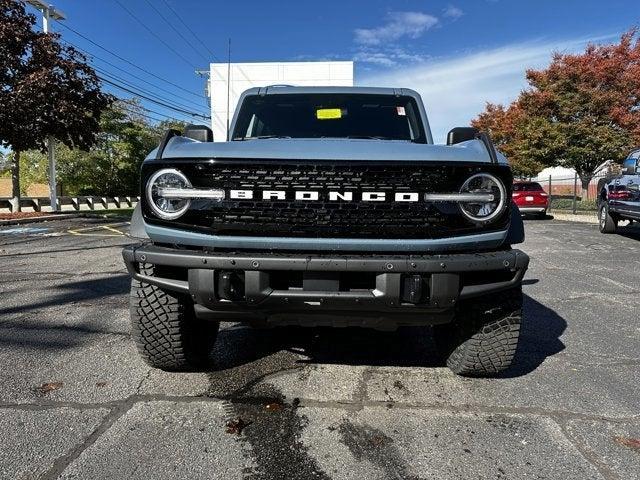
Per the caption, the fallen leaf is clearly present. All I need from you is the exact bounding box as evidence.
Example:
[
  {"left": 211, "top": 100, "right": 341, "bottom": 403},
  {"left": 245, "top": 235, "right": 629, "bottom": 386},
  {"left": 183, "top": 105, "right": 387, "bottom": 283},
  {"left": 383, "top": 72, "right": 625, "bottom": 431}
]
[
  {"left": 265, "top": 402, "right": 283, "bottom": 412},
  {"left": 614, "top": 436, "right": 640, "bottom": 453},
  {"left": 226, "top": 418, "right": 251, "bottom": 435},
  {"left": 95, "top": 382, "right": 108, "bottom": 388},
  {"left": 34, "top": 382, "right": 63, "bottom": 394}
]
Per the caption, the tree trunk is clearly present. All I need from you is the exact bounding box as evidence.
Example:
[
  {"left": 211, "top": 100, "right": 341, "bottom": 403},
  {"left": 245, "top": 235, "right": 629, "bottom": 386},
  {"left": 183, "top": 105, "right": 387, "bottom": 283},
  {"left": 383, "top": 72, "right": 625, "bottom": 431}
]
[
  {"left": 579, "top": 174, "right": 593, "bottom": 201},
  {"left": 11, "top": 150, "right": 21, "bottom": 213}
]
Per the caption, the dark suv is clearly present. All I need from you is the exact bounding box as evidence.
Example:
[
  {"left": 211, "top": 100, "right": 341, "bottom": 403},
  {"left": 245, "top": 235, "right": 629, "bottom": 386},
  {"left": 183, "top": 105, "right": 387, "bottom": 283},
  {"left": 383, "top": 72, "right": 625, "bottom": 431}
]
[{"left": 599, "top": 149, "right": 640, "bottom": 233}]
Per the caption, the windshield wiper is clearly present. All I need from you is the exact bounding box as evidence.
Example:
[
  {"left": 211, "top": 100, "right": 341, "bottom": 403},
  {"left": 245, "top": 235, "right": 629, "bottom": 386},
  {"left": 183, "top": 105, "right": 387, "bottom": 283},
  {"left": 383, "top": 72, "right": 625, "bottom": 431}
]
[
  {"left": 346, "top": 135, "right": 406, "bottom": 141},
  {"left": 237, "top": 135, "right": 292, "bottom": 140}
]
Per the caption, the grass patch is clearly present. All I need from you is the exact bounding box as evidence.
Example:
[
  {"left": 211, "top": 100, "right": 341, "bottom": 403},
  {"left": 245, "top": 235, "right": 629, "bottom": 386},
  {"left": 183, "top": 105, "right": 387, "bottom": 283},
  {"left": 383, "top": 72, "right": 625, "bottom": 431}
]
[
  {"left": 85, "top": 208, "right": 134, "bottom": 219},
  {"left": 550, "top": 198, "right": 598, "bottom": 211}
]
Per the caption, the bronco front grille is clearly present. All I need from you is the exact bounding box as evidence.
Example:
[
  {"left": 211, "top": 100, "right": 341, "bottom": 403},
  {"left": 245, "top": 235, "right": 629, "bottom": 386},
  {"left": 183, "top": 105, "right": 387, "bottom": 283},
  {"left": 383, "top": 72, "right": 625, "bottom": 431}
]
[{"left": 141, "top": 160, "right": 512, "bottom": 239}]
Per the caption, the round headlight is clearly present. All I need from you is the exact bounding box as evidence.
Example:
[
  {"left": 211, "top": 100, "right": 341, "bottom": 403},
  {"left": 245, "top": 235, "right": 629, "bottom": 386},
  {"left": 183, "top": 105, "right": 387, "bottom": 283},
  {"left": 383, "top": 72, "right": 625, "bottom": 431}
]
[
  {"left": 459, "top": 173, "right": 506, "bottom": 223},
  {"left": 146, "top": 168, "right": 191, "bottom": 220}
]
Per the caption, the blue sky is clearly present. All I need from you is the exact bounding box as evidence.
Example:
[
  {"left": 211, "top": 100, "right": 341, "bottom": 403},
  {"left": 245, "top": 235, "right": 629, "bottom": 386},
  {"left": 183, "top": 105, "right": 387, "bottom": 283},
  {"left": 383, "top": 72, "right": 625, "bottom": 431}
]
[{"left": 30, "top": 0, "right": 639, "bottom": 142}]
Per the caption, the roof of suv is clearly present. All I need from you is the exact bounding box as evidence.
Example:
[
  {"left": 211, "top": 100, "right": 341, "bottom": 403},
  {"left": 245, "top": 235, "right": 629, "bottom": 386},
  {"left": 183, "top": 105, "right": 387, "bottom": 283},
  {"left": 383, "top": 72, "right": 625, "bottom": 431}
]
[{"left": 240, "top": 85, "right": 421, "bottom": 97}]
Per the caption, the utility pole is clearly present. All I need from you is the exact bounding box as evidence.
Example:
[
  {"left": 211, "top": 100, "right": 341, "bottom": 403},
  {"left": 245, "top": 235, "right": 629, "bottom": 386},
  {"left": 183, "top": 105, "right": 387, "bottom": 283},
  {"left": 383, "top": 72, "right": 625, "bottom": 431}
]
[
  {"left": 26, "top": 1, "right": 66, "bottom": 212},
  {"left": 226, "top": 39, "right": 231, "bottom": 141}
]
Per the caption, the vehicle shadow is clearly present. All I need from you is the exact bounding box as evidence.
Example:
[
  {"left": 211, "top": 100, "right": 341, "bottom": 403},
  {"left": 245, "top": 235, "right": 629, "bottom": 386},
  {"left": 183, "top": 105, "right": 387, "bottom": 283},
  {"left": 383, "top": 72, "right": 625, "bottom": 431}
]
[
  {"left": 522, "top": 213, "right": 553, "bottom": 221},
  {"left": 212, "top": 322, "right": 442, "bottom": 371},
  {"left": 615, "top": 223, "right": 640, "bottom": 240},
  {"left": 0, "top": 274, "right": 130, "bottom": 317},
  {"left": 0, "top": 274, "right": 131, "bottom": 351},
  {"left": 499, "top": 294, "right": 566, "bottom": 378},
  {"left": 211, "top": 293, "right": 566, "bottom": 376}
]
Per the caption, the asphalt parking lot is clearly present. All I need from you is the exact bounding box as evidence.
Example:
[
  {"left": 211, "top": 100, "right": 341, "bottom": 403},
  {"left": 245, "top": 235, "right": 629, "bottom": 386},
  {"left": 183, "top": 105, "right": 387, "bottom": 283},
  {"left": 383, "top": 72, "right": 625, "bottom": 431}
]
[{"left": 1, "top": 217, "right": 639, "bottom": 479}]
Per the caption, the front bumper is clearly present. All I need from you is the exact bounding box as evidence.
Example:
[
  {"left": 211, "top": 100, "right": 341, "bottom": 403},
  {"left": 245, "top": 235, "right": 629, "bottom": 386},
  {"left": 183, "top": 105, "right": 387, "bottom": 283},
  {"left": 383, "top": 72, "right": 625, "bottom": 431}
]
[{"left": 122, "top": 244, "right": 529, "bottom": 328}]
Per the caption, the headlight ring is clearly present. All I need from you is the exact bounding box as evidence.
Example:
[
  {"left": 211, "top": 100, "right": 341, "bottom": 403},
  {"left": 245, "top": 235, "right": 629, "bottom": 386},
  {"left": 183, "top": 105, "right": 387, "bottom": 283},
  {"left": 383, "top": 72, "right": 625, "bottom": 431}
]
[
  {"left": 458, "top": 173, "right": 506, "bottom": 223},
  {"left": 146, "top": 168, "right": 191, "bottom": 220}
]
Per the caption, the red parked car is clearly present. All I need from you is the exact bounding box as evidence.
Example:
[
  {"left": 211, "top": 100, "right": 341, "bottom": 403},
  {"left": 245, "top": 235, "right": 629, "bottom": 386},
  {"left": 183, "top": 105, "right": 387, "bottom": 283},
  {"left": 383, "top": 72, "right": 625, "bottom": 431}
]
[{"left": 512, "top": 181, "right": 549, "bottom": 217}]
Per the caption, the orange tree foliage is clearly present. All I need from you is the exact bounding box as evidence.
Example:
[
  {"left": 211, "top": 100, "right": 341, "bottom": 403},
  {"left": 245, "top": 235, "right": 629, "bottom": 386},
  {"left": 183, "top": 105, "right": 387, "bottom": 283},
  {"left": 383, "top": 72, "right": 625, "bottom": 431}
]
[{"left": 473, "top": 31, "right": 640, "bottom": 190}]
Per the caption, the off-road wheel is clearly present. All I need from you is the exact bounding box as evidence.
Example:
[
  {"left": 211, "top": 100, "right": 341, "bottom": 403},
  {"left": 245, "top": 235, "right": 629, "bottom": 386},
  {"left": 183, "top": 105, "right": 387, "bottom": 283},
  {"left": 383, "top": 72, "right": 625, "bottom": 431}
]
[
  {"left": 599, "top": 203, "right": 618, "bottom": 233},
  {"left": 130, "top": 264, "right": 219, "bottom": 371},
  {"left": 433, "top": 288, "right": 522, "bottom": 377}
]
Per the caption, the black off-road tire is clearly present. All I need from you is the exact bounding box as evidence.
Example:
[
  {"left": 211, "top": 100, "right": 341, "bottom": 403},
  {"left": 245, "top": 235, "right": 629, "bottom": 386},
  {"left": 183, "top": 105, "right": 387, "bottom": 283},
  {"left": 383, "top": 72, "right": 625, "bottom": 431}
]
[
  {"left": 599, "top": 203, "right": 618, "bottom": 233},
  {"left": 130, "top": 264, "right": 219, "bottom": 371},
  {"left": 433, "top": 288, "right": 522, "bottom": 377}
]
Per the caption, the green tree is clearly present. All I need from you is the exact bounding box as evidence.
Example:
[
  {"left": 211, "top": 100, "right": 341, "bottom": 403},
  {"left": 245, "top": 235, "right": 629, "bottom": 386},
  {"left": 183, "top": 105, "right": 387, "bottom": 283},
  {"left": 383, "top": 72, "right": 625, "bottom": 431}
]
[
  {"left": 18, "top": 100, "right": 188, "bottom": 196},
  {"left": 0, "top": 0, "right": 112, "bottom": 209},
  {"left": 473, "top": 31, "right": 640, "bottom": 195}
]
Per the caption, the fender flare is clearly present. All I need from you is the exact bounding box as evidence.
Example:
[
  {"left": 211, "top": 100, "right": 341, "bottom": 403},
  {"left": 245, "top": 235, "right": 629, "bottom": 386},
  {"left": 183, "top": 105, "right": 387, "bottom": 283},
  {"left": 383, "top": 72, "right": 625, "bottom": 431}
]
[
  {"left": 503, "top": 201, "right": 524, "bottom": 246},
  {"left": 129, "top": 203, "right": 149, "bottom": 240}
]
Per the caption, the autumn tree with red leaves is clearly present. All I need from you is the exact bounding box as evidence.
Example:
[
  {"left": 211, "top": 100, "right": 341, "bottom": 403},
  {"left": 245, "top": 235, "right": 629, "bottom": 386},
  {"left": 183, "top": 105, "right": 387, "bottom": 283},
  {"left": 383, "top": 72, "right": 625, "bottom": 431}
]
[
  {"left": 473, "top": 31, "right": 640, "bottom": 196},
  {"left": 0, "top": 0, "right": 112, "bottom": 209}
]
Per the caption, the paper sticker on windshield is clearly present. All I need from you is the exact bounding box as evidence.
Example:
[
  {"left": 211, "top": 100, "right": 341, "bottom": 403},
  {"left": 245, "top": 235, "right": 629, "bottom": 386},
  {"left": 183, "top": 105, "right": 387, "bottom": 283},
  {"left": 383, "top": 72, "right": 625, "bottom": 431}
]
[
  {"left": 317, "top": 108, "right": 343, "bottom": 120},
  {"left": 396, "top": 106, "right": 406, "bottom": 116}
]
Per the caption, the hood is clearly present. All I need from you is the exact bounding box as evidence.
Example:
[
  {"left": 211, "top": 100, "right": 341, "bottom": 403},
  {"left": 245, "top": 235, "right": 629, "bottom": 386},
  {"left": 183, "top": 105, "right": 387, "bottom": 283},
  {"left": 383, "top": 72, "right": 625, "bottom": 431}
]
[{"left": 147, "top": 136, "right": 506, "bottom": 164}]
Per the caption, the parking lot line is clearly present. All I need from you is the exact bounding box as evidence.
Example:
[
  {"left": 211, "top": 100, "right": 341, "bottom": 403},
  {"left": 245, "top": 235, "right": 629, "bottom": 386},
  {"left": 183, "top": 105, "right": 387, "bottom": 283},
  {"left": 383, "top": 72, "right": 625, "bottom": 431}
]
[{"left": 67, "top": 223, "right": 128, "bottom": 237}]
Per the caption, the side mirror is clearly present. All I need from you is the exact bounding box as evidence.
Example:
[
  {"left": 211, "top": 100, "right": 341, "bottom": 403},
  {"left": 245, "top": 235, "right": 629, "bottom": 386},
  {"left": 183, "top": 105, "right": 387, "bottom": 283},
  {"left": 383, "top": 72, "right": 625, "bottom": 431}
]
[
  {"left": 447, "top": 127, "right": 479, "bottom": 145},
  {"left": 184, "top": 124, "right": 213, "bottom": 142}
]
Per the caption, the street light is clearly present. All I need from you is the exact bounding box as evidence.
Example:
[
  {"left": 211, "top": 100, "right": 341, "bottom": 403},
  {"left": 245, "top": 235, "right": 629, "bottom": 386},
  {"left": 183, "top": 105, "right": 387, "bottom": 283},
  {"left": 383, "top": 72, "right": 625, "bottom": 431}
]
[{"left": 26, "top": 1, "right": 66, "bottom": 212}]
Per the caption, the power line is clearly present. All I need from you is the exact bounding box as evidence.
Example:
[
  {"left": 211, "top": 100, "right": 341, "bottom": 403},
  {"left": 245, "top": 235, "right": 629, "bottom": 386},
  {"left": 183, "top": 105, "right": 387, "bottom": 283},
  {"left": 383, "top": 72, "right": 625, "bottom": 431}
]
[
  {"left": 59, "top": 36, "right": 208, "bottom": 110},
  {"left": 142, "top": 0, "right": 210, "bottom": 63},
  {"left": 159, "top": 0, "right": 221, "bottom": 62},
  {"left": 54, "top": 42, "right": 209, "bottom": 117},
  {"left": 114, "top": 98, "right": 190, "bottom": 123},
  {"left": 99, "top": 76, "right": 210, "bottom": 120},
  {"left": 27, "top": 16, "right": 192, "bottom": 125},
  {"left": 118, "top": 98, "right": 188, "bottom": 122},
  {"left": 118, "top": 105, "right": 172, "bottom": 124},
  {"left": 94, "top": 66, "right": 209, "bottom": 116},
  {"left": 54, "top": 20, "right": 204, "bottom": 99},
  {"left": 113, "top": 0, "right": 197, "bottom": 69}
]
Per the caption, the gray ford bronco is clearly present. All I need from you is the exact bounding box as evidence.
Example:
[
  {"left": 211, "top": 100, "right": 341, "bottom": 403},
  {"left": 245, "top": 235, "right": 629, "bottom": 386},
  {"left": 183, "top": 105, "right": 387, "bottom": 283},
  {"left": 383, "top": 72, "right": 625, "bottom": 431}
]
[{"left": 123, "top": 86, "right": 529, "bottom": 377}]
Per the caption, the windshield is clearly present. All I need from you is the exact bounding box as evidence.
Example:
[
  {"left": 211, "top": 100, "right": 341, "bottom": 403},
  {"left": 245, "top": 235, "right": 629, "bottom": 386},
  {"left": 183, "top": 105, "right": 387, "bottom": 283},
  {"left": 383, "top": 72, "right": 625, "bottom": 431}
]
[{"left": 232, "top": 93, "right": 426, "bottom": 143}]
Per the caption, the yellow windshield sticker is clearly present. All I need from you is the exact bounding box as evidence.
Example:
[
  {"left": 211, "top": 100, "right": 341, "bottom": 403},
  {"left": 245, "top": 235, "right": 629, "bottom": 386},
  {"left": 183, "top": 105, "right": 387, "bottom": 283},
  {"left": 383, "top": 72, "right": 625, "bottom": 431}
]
[{"left": 316, "top": 108, "right": 343, "bottom": 120}]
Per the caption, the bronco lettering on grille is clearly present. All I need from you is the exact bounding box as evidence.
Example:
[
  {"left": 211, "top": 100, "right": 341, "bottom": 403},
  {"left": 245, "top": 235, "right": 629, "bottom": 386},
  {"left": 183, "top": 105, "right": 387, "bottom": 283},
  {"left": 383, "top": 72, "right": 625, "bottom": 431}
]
[{"left": 228, "top": 190, "right": 422, "bottom": 202}]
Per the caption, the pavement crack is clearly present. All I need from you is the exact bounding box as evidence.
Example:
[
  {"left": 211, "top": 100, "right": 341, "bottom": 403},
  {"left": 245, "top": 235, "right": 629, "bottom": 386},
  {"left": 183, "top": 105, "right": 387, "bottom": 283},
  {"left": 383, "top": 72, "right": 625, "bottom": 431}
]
[
  {"left": 353, "top": 367, "right": 374, "bottom": 407},
  {"left": 135, "top": 368, "right": 153, "bottom": 395},
  {"left": 39, "top": 399, "right": 136, "bottom": 480},
  {"left": 1, "top": 396, "right": 639, "bottom": 426},
  {"left": 553, "top": 418, "right": 620, "bottom": 480}
]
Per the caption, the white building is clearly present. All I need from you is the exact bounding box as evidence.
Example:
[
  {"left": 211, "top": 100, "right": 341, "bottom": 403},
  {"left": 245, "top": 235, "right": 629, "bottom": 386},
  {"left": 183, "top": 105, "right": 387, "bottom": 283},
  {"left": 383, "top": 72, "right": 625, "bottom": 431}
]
[{"left": 209, "top": 61, "right": 354, "bottom": 142}]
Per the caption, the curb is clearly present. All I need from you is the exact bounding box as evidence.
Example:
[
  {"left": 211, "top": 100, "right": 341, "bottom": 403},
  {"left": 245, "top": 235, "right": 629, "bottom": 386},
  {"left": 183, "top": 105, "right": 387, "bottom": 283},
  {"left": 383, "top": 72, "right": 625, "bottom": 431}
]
[
  {"left": 0, "top": 213, "right": 83, "bottom": 226},
  {"left": 549, "top": 212, "right": 598, "bottom": 224},
  {"left": 0, "top": 212, "right": 132, "bottom": 227}
]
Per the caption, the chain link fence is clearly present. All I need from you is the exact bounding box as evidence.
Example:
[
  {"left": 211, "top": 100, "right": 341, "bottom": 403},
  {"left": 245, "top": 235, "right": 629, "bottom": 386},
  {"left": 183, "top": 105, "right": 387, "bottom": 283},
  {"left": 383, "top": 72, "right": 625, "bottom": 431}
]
[{"left": 536, "top": 171, "right": 611, "bottom": 214}]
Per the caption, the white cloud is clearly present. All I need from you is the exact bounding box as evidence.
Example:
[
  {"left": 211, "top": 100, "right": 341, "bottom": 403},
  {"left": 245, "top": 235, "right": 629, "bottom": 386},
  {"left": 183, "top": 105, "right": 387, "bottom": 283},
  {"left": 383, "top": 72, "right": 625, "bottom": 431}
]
[
  {"left": 354, "top": 12, "right": 438, "bottom": 46},
  {"left": 353, "top": 47, "right": 430, "bottom": 67},
  {"left": 443, "top": 5, "right": 463, "bottom": 20},
  {"left": 359, "top": 35, "right": 618, "bottom": 142}
]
